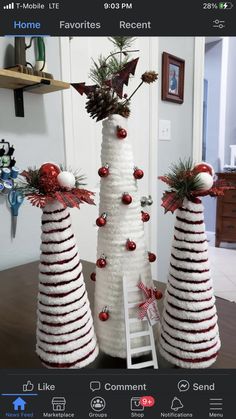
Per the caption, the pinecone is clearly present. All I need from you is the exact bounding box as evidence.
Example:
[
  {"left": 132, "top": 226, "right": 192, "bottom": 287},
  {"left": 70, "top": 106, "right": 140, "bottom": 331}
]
[
  {"left": 116, "top": 103, "right": 131, "bottom": 119},
  {"left": 141, "top": 71, "right": 158, "bottom": 84},
  {"left": 85, "top": 87, "right": 118, "bottom": 122}
]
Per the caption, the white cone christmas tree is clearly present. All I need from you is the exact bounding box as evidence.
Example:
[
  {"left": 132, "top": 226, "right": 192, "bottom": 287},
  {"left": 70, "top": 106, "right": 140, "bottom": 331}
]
[
  {"left": 94, "top": 115, "right": 158, "bottom": 358},
  {"left": 72, "top": 37, "right": 161, "bottom": 359},
  {"left": 159, "top": 161, "right": 233, "bottom": 368},
  {"left": 21, "top": 163, "right": 98, "bottom": 368}
]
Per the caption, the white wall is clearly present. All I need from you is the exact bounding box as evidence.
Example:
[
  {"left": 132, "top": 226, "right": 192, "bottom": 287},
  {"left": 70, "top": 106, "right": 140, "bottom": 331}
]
[
  {"left": 157, "top": 37, "right": 195, "bottom": 283},
  {"left": 0, "top": 37, "right": 65, "bottom": 270}
]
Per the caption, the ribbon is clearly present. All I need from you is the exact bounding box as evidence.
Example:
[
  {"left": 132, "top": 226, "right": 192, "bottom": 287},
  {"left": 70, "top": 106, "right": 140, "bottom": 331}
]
[{"left": 138, "top": 282, "right": 157, "bottom": 320}]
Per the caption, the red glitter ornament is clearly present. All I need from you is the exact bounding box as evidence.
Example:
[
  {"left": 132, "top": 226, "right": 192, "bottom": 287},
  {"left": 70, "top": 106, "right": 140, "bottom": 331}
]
[
  {"left": 122, "top": 193, "right": 132, "bottom": 205},
  {"left": 98, "top": 165, "right": 109, "bottom": 178},
  {"left": 116, "top": 126, "right": 127, "bottom": 139},
  {"left": 39, "top": 163, "right": 60, "bottom": 178},
  {"left": 194, "top": 163, "right": 213, "bottom": 176},
  {"left": 90, "top": 272, "right": 96, "bottom": 282},
  {"left": 141, "top": 211, "right": 150, "bottom": 222},
  {"left": 126, "top": 239, "right": 136, "bottom": 251},
  {"left": 96, "top": 257, "right": 107, "bottom": 268},
  {"left": 148, "top": 252, "right": 157, "bottom": 262},
  {"left": 39, "top": 163, "right": 61, "bottom": 194},
  {"left": 96, "top": 213, "right": 107, "bottom": 227},
  {"left": 133, "top": 168, "right": 144, "bottom": 180},
  {"left": 99, "top": 308, "right": 109, "bottom": 321}
]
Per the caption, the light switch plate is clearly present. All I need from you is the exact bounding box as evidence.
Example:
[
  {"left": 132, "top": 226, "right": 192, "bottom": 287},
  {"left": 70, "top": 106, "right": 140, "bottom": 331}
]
[{"left": 159, "top": 119, "right": 171, "bottom": 141}]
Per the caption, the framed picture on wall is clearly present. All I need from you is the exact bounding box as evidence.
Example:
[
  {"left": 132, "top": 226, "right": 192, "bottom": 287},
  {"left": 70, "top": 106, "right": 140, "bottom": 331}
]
[{"left": 162, "top": 52, "right": 185, "bottom": 104}]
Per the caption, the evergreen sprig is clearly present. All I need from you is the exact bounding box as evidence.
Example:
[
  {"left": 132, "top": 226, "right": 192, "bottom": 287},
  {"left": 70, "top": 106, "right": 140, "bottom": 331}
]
[
  {"left": 89, "top": 56, "right": 111, "bottom": 86},
  {"left": 163, "top": 158, "right": 203, "bottom": 199},
  {"left": 108, "top": 36, "right": 135, "bottom": 51}
]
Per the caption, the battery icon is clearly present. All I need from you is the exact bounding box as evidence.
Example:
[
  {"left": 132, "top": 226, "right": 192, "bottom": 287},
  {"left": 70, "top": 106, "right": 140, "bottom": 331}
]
[{"left": 219, "top": 2, "right": 234, "bottom": 8}]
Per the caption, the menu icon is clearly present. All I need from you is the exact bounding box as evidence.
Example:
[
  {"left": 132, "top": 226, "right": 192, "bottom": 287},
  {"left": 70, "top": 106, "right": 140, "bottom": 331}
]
[{"left": 209, "top": 398, "right": 223, "bottom": 412}]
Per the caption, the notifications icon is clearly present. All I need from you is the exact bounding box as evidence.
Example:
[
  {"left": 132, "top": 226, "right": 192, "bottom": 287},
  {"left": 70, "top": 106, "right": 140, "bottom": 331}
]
[{"left": 90, "top": 381, "right": 101, "bottom": 392}]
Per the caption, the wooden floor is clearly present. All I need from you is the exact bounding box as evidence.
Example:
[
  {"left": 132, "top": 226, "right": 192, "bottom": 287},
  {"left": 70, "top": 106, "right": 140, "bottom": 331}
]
[{"left": 0, "top": 260, "right": 235, "bottom": 369}]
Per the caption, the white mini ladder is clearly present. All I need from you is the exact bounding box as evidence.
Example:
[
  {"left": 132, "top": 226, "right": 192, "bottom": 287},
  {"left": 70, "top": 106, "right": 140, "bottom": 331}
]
[{"left": 123, "top": 276, "right": 158, "bottom": 369}]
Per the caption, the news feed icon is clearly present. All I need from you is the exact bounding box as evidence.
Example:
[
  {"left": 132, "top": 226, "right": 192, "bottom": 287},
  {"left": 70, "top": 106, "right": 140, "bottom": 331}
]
[{"left": 3, "top": 2, "right": 14, "bottom": 9}]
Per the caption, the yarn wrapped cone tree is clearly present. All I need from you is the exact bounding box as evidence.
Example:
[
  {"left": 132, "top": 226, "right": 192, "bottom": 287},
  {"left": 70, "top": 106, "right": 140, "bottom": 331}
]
[
  {"left": 72, "top": 37, "right": 161, "bottom": 359},
  {"left": 94, "top": 114, "right": 158, "bottom": 358},
  {"left": 158, "top": 160, "right": 234, "bottom": 368},
  {"left": 20, "top": 163, "right": 99, "bottom": 368}
]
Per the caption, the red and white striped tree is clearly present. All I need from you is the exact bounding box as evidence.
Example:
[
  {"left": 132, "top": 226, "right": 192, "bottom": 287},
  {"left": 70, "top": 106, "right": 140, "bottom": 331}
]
[
  {"left": 21, "top": 163, "right": 99, "bottom": 368},
  {"left": 159, "top": 160, "right": 233, "bottom": 368}
]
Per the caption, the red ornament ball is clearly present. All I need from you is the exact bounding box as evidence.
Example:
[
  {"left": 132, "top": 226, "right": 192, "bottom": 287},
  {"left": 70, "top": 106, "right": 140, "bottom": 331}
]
[
  {"left": 126, "top": 239, "right": 136, "bottom": 251},
  {"left": 122, "top": 193, "right": 132, "bottom": 205},
  {"left": 96, "top": 215, "right": 107, "bottom": 227},
  {"left": 154, "top": 290, "right": 163, "bottom": 300},
  {"left": 141, "top": 211, "right": 150, "bottom": 222},
  {"left": 98, "top": 166, "right": 109, "bottom": 178},
  {"left": 148, "top": 252, "right": 157, "bottom": 262},
  {"left": 133, "top": 168, "right": 144, "bottom": 180},
  {"left": 39, "top": 163, "right": 60, "bottom": 178},
  {"left": 99, "top": 311, "right": 109, "bottom": 321},
  {"left": 90, "top": 272, "right": 96, "bottom": 282},
  {"left": 116, "top": 126, "right": 127, "bottom": 139},
  {"left": 194, "top": 163, "right": 213, "bottom": 176},
  {"left": 96, "top": 257, "right": 107, "bottom": 268}
]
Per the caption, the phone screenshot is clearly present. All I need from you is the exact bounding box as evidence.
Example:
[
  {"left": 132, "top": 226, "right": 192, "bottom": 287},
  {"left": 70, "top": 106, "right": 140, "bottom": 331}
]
[{"left": 0, "top": 1, "right": 235, "bottom": 418}]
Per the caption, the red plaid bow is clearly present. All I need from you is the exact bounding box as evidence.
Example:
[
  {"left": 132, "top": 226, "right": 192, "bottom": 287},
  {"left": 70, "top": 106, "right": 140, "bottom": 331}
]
[{"left": 138, "top": 282, "right": 157, "bottom": 320}]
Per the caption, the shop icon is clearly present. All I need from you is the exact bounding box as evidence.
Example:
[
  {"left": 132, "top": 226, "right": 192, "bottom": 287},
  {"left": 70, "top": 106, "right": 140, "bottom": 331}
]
[
  {"left": 130, "top": 397, "right": 144, "bottom": 411},
  {"left": 52, "top": 397, "right": 66, "bottom": 412}
]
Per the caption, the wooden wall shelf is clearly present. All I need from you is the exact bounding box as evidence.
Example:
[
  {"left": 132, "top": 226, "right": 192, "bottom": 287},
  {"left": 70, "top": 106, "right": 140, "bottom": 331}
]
[{"left": 0, "top": 69, "right": 70, "bottom": 117}]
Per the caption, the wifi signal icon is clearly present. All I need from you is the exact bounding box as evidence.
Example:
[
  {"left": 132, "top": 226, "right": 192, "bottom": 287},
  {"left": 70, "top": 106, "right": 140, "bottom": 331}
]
[{"left": 3, "top": 2, "right": 15, "bottom": 9}]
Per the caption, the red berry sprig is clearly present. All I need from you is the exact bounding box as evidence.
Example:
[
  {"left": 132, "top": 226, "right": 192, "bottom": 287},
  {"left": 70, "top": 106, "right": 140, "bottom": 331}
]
[
  {"left": 122, "top": 192, "right": 132, "bottom": 205},
  {"left": 98, "top": 164, "right": 109, "bottom": 177},
  {"left": 116, "top": 126, "right": 127, "bottom": 139},
  {"left": 141, "top": 211, "right": 150, "bottom": 222},
  {"left": 148, "top": 252, "right": 156, "bottom": 262},
  {"left": 126, "top": 239, "right": 136, "bottom": 251},
  {"left": 96, "top": 213, "right": 107, "bottom": 227}
]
